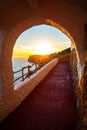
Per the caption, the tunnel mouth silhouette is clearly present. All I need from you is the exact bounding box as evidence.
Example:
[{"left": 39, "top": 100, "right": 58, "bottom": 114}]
[
  {"left": 12, "top": 23, "right": 71, "bottom": 87},
  {"left": 1, "top": 18, "right": 78, "bottom": 94},
  {"left": 0, "top": 18, "right": 79, "bottom": 123},
  {"left": 0, "top": 18, "right": 78, "bottom": 92}
]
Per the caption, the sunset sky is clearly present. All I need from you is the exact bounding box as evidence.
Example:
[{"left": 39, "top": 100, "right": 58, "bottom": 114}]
[{"left": 12, "top": 24, "right": 71, "bottom": 58}]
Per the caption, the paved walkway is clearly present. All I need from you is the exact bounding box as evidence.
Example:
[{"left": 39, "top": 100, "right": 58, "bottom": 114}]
[{"left": 0, "top": 62, "right": 78, "bottom": 130}]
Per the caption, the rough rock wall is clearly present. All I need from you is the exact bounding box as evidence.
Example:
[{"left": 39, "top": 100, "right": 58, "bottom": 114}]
[
  {"left": 79, "top": 24, "right": 87, "bottom": 130},
  {"left": 70, "top": 44, "right": 87, "bottom": 130},
  {"left": 70, "top": 47, "right": 78, "bottom": 93},
  {"left": 80, "top": 62, "right": 87, "bottom": 130},
  {"left": 70, "top": 47, "right": 81, "bottom": 129}
]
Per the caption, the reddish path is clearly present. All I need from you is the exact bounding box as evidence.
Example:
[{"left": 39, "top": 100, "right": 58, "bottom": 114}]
[{"left": 0, "top": 62, "right": 78, "bottom": 130}]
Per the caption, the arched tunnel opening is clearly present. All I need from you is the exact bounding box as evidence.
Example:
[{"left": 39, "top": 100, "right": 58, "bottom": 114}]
[
  {"left": 0, "top": 19, "right": 81, "bottom": 130},
  {"left": 12, "top": 24, "right": 71, "bottom": 87},
  {"left": 0, "top": 0, "right": 87, "bottom": 129}
]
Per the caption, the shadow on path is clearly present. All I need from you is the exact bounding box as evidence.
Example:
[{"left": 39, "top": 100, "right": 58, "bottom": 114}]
[{"left": 0, "top": 62, "right": 78, "bottom": 130}]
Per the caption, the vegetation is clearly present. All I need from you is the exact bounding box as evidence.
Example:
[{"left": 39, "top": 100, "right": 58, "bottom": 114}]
[
  {"left": 58, "top": 47, "right": 71, "bottom": 55},
  {"left": 57, "top": 47, "right": 71, "bottom": 63}
]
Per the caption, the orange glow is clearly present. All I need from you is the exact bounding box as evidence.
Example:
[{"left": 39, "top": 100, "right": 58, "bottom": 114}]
[
  {"left": 12, "top": 45, "right": 32, "bottom": 58},
  {"left": 13, "top": 51, "right": 30, "bottom": 58},
  {"left": 12, "top": 41, "right": 58, "bottom": 58}
]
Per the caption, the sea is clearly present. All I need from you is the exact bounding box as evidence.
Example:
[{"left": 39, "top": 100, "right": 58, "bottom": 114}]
[{"left": 12, "top": 58, "right": 35, "bottom": 85}]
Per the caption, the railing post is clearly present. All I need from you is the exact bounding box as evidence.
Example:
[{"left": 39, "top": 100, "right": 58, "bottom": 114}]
[
  {"left": 13, "top": 61, "right": 49, "bottom": 84},
  {"left": 22, "top": 67, "right": 24, "bottom": 81},
  {"left": 28, "top": 65, "right": 30, "bottom": 77},
  {"left": 35, "top": 64, "right": 37, "bottom": 72}
]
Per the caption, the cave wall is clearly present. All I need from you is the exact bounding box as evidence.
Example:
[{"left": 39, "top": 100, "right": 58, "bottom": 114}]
[{"left": 0, "top": 1, "right": 87, "bottom": 128}]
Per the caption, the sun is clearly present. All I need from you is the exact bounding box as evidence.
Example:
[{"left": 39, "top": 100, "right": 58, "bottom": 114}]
[{"left": 35, "top": 41, "right": 53, "bottom": 55}]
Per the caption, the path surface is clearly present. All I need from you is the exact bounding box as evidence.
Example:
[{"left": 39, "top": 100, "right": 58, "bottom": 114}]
[{"left": 0, "top": 62, "right": 78, "bottom": 130}]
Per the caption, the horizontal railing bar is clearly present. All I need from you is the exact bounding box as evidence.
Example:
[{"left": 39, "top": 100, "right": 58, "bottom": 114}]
[
  {"left": 14, "top": 64, "right": 34, "bottom": 74},
  {"left": 14, "top": 69, "right": 22, "bottom": 73},
  {"left": 13, "top": 59, "right": 53, "bottom": 84},
  {"left": 13, "top": 64, "right": 37, "bottom": 83},
  {"left": 14, "top": 76, "right": 22, "bottom": 82}
]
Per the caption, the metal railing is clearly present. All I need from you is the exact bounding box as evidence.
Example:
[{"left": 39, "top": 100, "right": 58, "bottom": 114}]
[
  {"left": 13, "top": 62, "right": 45, "bottom": 83},
  {"left": 13, "top": 64, "right": 37, "bottom": 83}
]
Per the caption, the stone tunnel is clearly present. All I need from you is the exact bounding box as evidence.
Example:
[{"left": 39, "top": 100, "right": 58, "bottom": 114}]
[{"left": 0, "top": 0, "right": 87, "bottom": 129}]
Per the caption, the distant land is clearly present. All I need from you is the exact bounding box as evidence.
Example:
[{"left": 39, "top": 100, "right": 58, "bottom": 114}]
[
  {"left": 28, "top": 47, "right": 71, "bottom": 64},
  {"left": 28, "top": 53, "right": 57, "bottom": 64}
]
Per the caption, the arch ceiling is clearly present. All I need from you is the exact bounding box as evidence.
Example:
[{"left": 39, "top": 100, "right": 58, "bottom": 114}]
[
  {"left": 0, "top": 0, "right": 86, "bottom": 68},
  {"left": 0, "top": 0, "right": 87, "bottom": 12}
]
